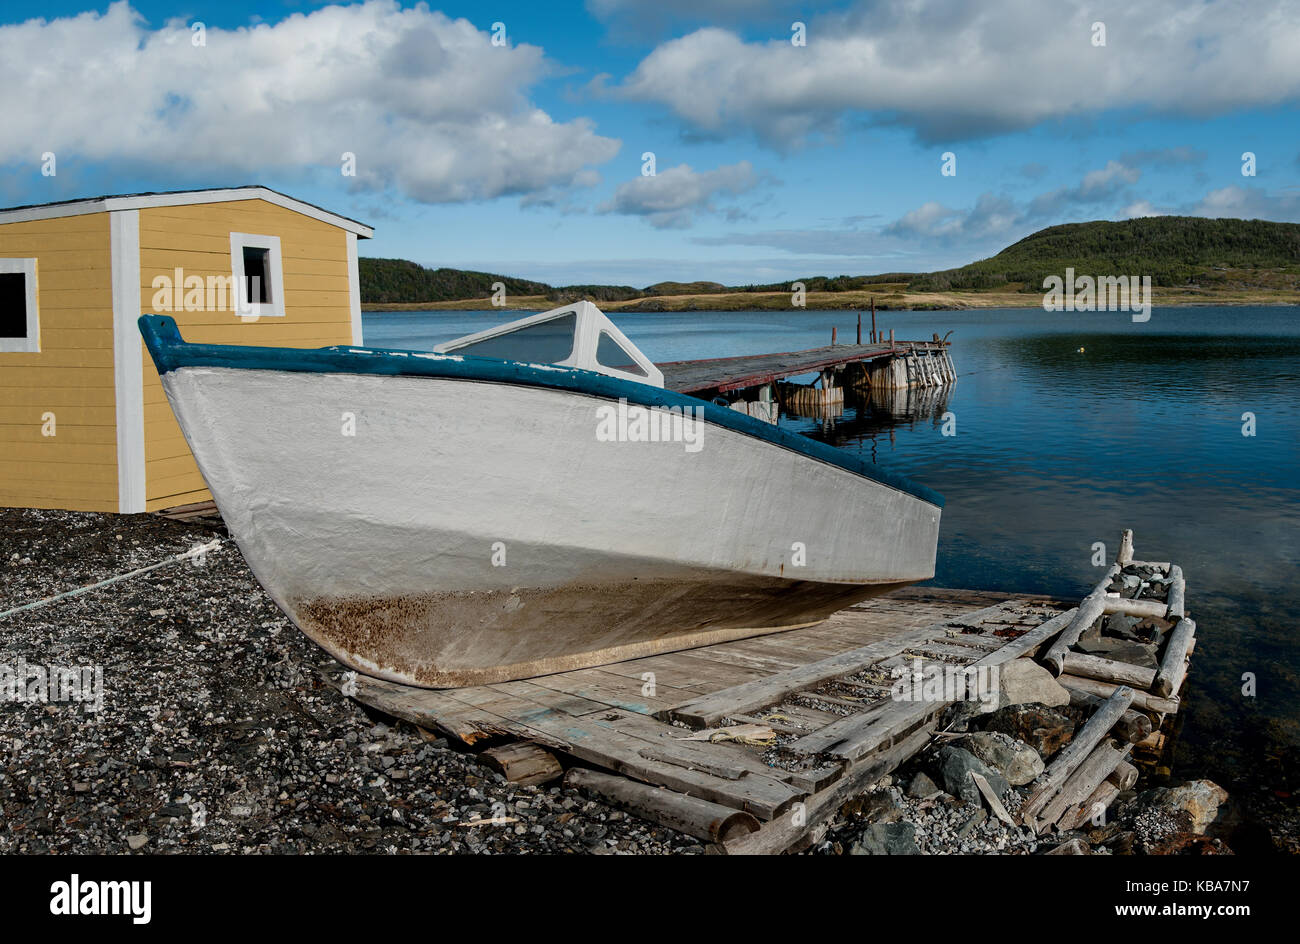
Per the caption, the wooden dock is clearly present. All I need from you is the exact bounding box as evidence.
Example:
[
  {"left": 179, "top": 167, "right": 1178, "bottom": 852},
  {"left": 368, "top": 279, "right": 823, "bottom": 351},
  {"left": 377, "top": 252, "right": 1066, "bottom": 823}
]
[
  {"left": 657, "top": 339, "right": 952, "bottom": 396},
  {"left": 332, "top": 532, "right": 1195, "bottom": 854}
]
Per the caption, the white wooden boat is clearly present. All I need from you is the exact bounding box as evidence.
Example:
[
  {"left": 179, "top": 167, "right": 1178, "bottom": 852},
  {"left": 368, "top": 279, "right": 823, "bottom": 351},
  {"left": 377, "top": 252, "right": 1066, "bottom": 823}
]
[{"left": 140, "top": 302, "right": 942, "bottom": 687}]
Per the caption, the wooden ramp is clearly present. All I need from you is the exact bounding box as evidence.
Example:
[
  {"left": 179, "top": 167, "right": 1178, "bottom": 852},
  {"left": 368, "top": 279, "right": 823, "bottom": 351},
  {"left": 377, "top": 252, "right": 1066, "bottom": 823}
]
[
  {"left": 658, "top": 342, "right": 942, "bottom": 395},
  {"left": 331, "top": 586, "right": 1075, "bottom": 853}
]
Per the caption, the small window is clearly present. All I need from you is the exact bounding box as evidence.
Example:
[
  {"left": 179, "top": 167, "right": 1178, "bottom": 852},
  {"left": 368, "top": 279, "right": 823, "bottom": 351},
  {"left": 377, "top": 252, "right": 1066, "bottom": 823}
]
[
  {"left": 595, "top": 330, "right": 648, "bottom": 377},
  {"left": 0, "top": 258, "right": 38, "bottom": 353},
  {"left": 451, "top": 312, "right": 577, "bottom": 363},
  {"left": 229, "top": 233, "right": 284, "bottom": 317}
]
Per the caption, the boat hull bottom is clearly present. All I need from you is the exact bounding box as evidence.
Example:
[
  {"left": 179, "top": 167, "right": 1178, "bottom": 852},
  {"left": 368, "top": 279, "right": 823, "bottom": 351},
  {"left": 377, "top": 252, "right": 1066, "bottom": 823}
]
[{"left": 292, "top": 575, "right": 915, "bottom": 688}]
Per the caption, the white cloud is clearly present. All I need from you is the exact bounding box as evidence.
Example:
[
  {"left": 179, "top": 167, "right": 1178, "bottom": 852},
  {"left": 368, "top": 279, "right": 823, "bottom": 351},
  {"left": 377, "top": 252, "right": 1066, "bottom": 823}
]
[
  {"left": 0, "top": 1, "right": 620, "bottom": 203},
  {"left": 1192, "top": 185, "right": 1300, "bottom": 220},
  {"left": 613, "top": 0, "right": 1300, "bottom": 146},
  {"left": 600, "top": 161, "right": 761, "bottom": 227}
]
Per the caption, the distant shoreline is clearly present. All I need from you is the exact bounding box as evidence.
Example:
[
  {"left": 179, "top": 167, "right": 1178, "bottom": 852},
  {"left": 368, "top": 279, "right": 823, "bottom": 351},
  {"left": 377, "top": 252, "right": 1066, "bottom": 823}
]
[{"left": 363, "top": 287, "right": 1300, "bottom": 313}]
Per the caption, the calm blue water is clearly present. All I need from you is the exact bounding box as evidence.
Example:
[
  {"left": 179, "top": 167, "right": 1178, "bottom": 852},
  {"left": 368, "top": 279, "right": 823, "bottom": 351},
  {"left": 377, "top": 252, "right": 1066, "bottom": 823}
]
[{"left": 364, "top": 306, "right": 1300, "bottom": 789}]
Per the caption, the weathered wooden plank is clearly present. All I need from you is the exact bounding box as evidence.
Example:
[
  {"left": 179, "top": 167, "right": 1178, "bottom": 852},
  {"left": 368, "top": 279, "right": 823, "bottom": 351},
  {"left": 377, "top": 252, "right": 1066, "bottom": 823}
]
[
  {"left": 787, "top": 607, "right": 1079, "bottom": 760},
  {"left": 721, "top": 722, "right": 937, "bottom": 855},
  {"left": 1061, "top": 652, "right": 1158, "bottom": 689},
  {"left": 663, "top": 601, "right": 1025, "bottom": 728}
]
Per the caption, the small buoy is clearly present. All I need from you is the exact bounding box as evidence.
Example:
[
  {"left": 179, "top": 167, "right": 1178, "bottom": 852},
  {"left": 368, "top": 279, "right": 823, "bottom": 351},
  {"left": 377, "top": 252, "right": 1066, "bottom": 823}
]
[{"left": 1077, "top": 347, "right": 1085, "bottom": 353}]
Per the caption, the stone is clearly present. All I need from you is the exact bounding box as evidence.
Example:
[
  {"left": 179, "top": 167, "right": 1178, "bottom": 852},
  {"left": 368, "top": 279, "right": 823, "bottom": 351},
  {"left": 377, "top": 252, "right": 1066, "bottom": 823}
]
[
  {"left": 849, "top": 822, "right": 920, "bottom": 855},
  {"left": 1044, "top": 838, "right": 1090, "bottom": 854},
  {"left": 1103, "top": 613, "right": 1142, "bottom": 640},
  {"left": 906, "top": 771, "right": 941, "bottom": 799},
  {"left": 842, "top": 789, "right": 903, "bottom": 824},
  {"left": 982, "top": 703, "right": 1076, "bottom": 758},
  {"left": 937, "top": 746, "right": 1009, "bottom": 806},
  {"left": 1074, "top": 638, "right": 1159, "bottom": 667},
  {"left": 996, "top": 659, "right": 1070, "bottom": 708},
  {"left": 954, "top": 731, "right": 1044, "bottom": 786},
  {"left": 126, "top": 834, "right": 149, "bottom": 850},
  {"left": 1162, "top": 780, "right": 1229, "bottom": 834}
]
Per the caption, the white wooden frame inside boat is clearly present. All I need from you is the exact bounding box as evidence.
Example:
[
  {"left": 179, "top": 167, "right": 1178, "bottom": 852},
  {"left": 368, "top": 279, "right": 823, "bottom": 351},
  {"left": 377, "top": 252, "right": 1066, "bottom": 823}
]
[{"left": 433, "top": 300, "right": 664, "bottom": 387}]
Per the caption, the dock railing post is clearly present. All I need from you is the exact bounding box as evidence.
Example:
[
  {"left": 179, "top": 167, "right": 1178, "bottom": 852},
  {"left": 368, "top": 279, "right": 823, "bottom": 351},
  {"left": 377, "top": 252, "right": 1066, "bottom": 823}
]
[
  {"left": 857, "top": 311, "right": 861, "bottom": 344},
  {"left": 870, "top": 297, "right": 877, "bottom": 343}
]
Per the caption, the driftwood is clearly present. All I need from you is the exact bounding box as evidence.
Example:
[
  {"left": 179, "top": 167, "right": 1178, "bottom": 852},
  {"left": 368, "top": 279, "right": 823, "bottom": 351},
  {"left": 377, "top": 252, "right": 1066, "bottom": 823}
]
[
  {"left": 1066, "top": 689, "right": 1153, "bottom": 743},
  {"left": 1059, "top": 780, "right": 1121, "bottom": 831},
  {"left": 1166, "top": 565, "right": 1186, "bottom": 618},
  {"left": 1110, "top": 759, "right": 1139, "bottom": 791},
  {"left": 1102, "top": 597, "right": 1169, "bottom": 620},
  {"left": 480, "top": 741, "right": 564, "bottom": 786},
  {"left": 565, "top": 768, "right": 759, "bottom": 843},
  {"left": 971, "top": 771, "right": 1014, "bottom": 825},
  {"left": 1036, "top": 740, "right": 1132, "bottom": 832},
  {"left": 1154, "top": 617, "right": 1196, "bottom": 697},
  {"left": 1022, "top": 686, "right": 1134, "bottom": 822},
  {"left": 1043, "top": 564, "right": 1120, "bottom": 674},
  {"left": 1062, "top": 652, "right": 1158, "bottom": 689},
  {"left": 1058, "top": 673, "right": 1178, "bottom": 715},
  {"left": 1117, "top": 529, "right": 1134, "bottom": 565}
]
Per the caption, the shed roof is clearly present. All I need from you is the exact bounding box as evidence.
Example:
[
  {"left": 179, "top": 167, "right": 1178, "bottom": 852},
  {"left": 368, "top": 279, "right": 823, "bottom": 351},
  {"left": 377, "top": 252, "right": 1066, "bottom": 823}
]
[{"left": 0, "top": 186, "right": 373, "bottom": 237}]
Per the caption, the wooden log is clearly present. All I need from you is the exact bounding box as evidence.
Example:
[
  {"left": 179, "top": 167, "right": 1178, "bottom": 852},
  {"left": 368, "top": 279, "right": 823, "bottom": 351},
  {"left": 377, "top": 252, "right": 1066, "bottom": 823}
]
[
  {"left": 1058, "top": 780, "right": 1121, "bottom": 831},
  {"left": 1022, "top": 686, "right": 1134, "bottom": 822},
  {"left": 1043, "top": 565, "right": 1120, "bottom": 674},
  {"left": 1153, "top": 617, "right": 1195, "bottom": 697},
  {"left": 1065, "top": 689, "right": 1152, "bottom": 743},
  {"left": 1110, "top": 759, "right": 1139, "bottom": 791},
  {"left": 1166, "top": 564, "right": 1186, "bottom": 619},
  {"left": 480, "top": 741, "right": 564, "bottom": 786},
  {"left": 1061, "top": 652, "right": 1157, "bottom": 689},
  {"left": 565, "top": 768, "right": 760, "bottom": 843},
  {"left": 1058, "top": 674, "right": 1179, "bottom": 715},
  {"left": 1103, "top": 597, "right": 1168, "bottom": 619},
  {"left": 1117, "top": 529, "right": 1134, "bottom": 565},
  {"left": 1036, "top": 740, "right": 1131, "bottom": 832}
]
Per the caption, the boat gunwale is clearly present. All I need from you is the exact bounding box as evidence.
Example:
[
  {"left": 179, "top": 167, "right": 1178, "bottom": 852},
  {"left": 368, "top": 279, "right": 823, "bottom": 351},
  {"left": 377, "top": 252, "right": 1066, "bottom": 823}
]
[{"left": 138, "top": 314, "right": 944, "bottom": 508}]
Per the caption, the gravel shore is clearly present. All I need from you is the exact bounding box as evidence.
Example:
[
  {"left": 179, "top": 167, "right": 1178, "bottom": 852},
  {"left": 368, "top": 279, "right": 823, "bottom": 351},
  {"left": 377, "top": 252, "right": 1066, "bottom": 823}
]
[{"left": 0, "top": 508, "right": 702, "bottom": 854}]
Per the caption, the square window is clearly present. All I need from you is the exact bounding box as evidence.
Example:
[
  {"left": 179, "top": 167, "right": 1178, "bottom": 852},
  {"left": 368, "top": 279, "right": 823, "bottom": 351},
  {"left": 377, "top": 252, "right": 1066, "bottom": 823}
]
[
  {"left": 229, "top": 233, "right": 284, "bottom": 317},
  {"left": 0, "top": 258, "right": 38, "bottom": 353}
]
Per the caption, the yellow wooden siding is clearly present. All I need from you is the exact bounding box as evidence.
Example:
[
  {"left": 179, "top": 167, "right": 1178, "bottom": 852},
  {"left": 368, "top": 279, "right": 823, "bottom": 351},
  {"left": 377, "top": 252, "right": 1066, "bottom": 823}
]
[
  {"left": 138, "top": 200, "right": 355, "bottom": 510},
  {"left": 0, "top": 213, "right": 117, "bottom": 510}
]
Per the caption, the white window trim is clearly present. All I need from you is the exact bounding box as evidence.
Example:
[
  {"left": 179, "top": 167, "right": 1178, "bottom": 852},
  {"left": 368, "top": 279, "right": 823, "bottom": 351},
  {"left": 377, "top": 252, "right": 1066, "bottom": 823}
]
[
  {"left": 0, "top": 257, "right": 39, "bottom": 352},
  {"left": 230, "top": 232, "right": 285, "bottom": 318}
]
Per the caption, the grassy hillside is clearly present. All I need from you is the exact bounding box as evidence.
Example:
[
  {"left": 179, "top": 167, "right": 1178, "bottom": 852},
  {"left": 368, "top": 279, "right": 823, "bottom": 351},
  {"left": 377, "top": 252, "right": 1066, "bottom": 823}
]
[
  {"left": 910, "top": 217, "right": 1300, "bottom": 293},
  {"left": 361, "top": 217, "right": 1300, "bottom": 308}
]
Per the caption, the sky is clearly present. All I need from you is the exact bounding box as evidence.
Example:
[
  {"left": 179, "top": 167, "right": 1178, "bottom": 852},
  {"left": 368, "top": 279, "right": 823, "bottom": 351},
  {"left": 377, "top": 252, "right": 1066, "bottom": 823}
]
[{"left": 2, "top": 0, "right": 1299, "bottom": 287}]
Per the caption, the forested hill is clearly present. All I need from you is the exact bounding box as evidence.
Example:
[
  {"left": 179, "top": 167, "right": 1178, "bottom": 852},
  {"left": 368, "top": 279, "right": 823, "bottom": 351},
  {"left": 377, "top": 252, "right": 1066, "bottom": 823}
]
[
  {"left": 360, "top": 217, "right": 1300, "bottom": 304},
  {"left": 908, "top": 217, "right": 1300, "bottom": 291}
]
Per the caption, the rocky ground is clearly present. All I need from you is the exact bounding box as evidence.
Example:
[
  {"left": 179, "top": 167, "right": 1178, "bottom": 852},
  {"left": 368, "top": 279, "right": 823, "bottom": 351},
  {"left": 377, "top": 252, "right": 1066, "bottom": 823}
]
[
  {"left": 0, "top": 509, "right": 702, "bottom": 854},
  {"left": 0, "top": 508, "right": 1274, "bottom": 855}
]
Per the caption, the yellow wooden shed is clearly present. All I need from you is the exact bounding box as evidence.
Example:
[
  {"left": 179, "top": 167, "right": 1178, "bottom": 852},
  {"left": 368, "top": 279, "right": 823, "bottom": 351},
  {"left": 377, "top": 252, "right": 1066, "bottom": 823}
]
[{"left": 0, "top": 187, "right": 372, "bottom": 513}]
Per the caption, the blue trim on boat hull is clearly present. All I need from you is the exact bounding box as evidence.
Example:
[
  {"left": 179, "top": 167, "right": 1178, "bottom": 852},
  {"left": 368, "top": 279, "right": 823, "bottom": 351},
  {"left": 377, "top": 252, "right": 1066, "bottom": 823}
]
[{"left": 138, "top": 314, "right": 943, "bottom": 508}]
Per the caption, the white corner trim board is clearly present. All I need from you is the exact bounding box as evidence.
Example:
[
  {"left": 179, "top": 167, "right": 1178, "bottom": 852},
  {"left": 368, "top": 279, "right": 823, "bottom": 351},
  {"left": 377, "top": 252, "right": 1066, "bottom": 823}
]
[
  {"left": 346, "top": 231, "right": 363, "bottom": 345},
  {"left": 110, "top": 209, "right": 146, "bottom": 514}
]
